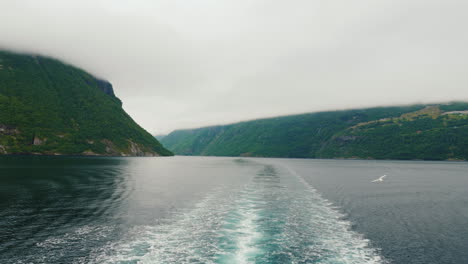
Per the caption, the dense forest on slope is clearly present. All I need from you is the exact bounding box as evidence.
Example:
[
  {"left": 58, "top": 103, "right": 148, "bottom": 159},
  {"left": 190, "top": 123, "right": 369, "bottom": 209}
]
[
  {"left": 0, "top": 50, "right": 172, "bottom": 156},
  {"left": 161, "top": 103, "right": 468, "bottom": 160}
]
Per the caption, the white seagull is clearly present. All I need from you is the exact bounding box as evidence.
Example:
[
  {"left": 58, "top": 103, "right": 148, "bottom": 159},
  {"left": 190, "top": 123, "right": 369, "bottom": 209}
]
[{"left": 371, "top": 175, "right": 387, "bottom": 183}]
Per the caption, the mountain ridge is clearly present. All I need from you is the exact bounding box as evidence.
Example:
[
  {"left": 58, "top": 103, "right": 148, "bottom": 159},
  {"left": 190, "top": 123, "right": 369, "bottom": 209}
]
[
  {"left": 161, "top": 102, "right": 468, "bottom": 160},
  {"left": 0, "top": 50, "right": 172, "bottom": 156}
]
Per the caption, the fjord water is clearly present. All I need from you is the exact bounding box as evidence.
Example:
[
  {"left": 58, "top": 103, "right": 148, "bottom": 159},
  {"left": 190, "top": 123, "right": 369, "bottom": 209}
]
[{"left": 0, "top": 157, "right": 467, "bottom": 264}]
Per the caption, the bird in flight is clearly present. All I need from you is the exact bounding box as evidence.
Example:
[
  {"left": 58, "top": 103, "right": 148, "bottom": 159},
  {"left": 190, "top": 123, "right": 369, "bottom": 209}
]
[{"left": 371, "top": 175, "right": 387, "bottom": 183}]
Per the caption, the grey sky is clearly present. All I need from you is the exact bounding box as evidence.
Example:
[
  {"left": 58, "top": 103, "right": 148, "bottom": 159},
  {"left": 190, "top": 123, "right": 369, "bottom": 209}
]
[{"left": 1, "top": 0, "right": 467, "bottom": 134}]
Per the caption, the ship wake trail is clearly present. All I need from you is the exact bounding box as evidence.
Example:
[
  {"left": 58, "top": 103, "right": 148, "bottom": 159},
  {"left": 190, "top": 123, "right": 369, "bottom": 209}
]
[
  {"left": 274, "top": 165, "right": 385, "bottom": 263},
  {"left": 91, "top": 185, "right": 241, "bottom": 264},
  {"left": 92, "top": 160, "right": 385, "bottom": 264}
]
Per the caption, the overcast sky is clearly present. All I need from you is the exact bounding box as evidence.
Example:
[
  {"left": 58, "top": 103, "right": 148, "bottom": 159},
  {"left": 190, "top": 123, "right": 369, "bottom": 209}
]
[{"left": 1, "top": 0, "right": 467, "bottom": 134}]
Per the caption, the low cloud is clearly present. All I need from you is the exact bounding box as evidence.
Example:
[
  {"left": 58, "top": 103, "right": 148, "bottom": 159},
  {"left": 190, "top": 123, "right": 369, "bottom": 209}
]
[{"left": 1, "top": 0, "right": 467, "bottom": 133}]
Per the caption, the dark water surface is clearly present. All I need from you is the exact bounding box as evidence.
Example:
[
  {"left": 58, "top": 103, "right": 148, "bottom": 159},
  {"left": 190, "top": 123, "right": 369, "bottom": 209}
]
[{"left": 0, "top": 156, "right": 467, "bottom": 263}]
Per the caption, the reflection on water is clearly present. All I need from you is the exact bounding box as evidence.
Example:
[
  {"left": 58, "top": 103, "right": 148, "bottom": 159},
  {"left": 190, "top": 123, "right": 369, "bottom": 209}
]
[{"left": 0, "top": 156, "right": 132, "bottom": 263}]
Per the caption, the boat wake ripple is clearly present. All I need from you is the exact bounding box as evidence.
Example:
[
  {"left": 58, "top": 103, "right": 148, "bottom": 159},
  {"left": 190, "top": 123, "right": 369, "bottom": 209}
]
[{"left": 92, "top": 161, "right": 385, "bottom": 264}]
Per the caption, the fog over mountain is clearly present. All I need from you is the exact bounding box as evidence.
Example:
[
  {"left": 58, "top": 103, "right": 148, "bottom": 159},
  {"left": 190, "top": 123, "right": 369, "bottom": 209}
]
[{"left": 1, "top": 0, "right": 467, "bottom": 134}]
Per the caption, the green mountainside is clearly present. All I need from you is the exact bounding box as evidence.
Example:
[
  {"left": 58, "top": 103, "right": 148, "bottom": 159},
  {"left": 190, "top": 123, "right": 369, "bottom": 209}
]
[
  {"left": 161, "top": 103, "right": 468, "bottom": 160},
  {"left": 0, "top": 50, "right": 172, "bottom": 156}
]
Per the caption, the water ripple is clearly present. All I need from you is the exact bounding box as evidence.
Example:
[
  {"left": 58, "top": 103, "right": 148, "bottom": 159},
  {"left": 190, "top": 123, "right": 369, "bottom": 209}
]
[{"left": 92, "top": 161, "right": 385, "bottom": 264}]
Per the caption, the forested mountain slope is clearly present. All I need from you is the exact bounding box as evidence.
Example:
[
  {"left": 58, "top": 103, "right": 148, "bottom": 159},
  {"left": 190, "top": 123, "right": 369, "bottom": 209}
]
[
  {"left": 161, "top": 103, "right": 468, "bottom": 160},
  {"left": 0, "top": 50, "right": 172, "bottom": 156}
]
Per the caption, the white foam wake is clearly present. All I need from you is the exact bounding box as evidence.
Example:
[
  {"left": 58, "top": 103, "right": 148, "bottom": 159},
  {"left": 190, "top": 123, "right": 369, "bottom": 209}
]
[
  {"left": 90, "top": 186, "right": 239, "bottom": 264},
  {"left": 279, "top": 165, "right": 386, "bottom": 264},
  {"left": 216, "top": 189, "right": 264, "bottom": 264},
  {"left": 90, "top": 161, "right": 387, "bottom": 264}
]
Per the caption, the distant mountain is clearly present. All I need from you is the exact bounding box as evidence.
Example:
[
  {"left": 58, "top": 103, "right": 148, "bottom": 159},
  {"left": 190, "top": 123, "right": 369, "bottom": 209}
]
[
  {"left": 161, "top": 103, "right": 468, "bottom": 160},
  {"left": 0, "top": 50, "right": 172, "bottom": 156},
  {"left": 154, "top": 134, "right": 167, "bottom": 141}
]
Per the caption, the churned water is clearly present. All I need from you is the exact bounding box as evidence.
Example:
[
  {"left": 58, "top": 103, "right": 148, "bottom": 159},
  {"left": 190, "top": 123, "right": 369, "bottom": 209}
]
[{"left": 0, "top": 156, "right": 467, "bottom": 263}]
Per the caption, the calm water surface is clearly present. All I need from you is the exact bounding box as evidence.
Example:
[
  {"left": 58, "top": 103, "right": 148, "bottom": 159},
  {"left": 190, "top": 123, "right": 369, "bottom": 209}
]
[{"left": 0, "top": 156, "right": 467, "bottom": 264}]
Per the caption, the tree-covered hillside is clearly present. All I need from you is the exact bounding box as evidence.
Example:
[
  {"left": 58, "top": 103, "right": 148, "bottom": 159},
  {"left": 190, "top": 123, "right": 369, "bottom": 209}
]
[
  {"left": 0, "top": 50, "right": 172, "bottom": 156},
  {"left": 161, "top": 103, "right": 468, "bottom": 160}
]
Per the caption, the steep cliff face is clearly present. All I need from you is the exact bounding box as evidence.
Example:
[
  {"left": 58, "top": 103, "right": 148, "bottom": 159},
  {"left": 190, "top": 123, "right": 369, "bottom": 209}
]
[
  {"left": 94, "top": 78, "right": 117, "bottom": 97},
  {"left": 0, "top": 50, "right": 173, "bottom": 156}
]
